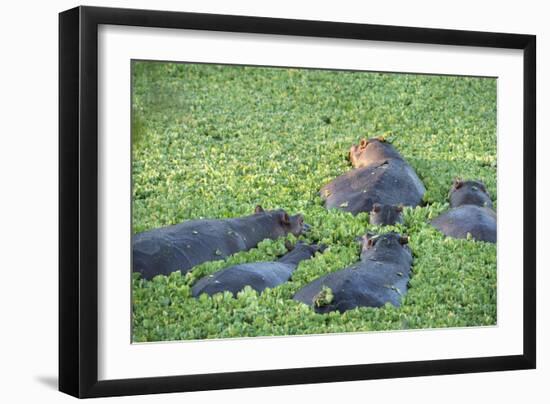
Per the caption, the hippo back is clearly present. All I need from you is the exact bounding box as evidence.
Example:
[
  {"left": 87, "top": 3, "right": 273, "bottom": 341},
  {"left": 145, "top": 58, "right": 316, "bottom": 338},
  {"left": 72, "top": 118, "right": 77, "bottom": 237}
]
[
  {"left": 192, "top": 262, "right": 294, "bottom": 297},
  {"left": 321, "top": 159, "right": 425, "bottom": 215},
  {"left": 431, "top": 205, "right": 496, "bottom": 243},
  {"left": 133, "top": 220, "right": 245, "bottom": 280},
  {"left": 191, "top": 242, "right": 322, "bottom": 297},
  {"left": 294, "top": 258, "right": 412, "bottom": 313}
]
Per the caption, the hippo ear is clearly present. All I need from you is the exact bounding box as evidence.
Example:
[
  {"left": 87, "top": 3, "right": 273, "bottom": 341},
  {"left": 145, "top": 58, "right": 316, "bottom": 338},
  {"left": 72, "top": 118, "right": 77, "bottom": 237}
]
[
  {"left": 396, "top": 204, "right": 403, "bottom": 213},
  {"left": 254, "top": 205, "right": 265, "bottom": 214},
  {"left": 281, "top": 212, "right": 290, "bottom": 225},
  {"left": 453, "top": 179, "right": 464, "bottom": 190},
  {"left": 399, "top": 235, "right": 409, "bottom": 245},
  {"left": 372, "top": 203, "right": 381, "bottom": 213},
  {"left": 364, "top": 232, "right": 377, "bottom": 245},
  {"left": 356, "top": 234, "right": 369, "bottom": 249},
  {"left": 359, "top": 138, "right": 368, "bottom": 150}
]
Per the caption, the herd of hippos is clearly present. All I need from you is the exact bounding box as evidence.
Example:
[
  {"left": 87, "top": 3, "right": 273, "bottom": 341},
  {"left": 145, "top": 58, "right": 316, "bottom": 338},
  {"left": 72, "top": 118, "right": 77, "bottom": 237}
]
[{"left": 133, "top": 137, "right": 497, "bottom": 314}]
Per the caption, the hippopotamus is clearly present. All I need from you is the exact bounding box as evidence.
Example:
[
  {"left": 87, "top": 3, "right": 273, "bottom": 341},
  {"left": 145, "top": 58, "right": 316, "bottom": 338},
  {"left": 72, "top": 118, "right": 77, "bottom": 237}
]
[
  {"left": 294, "top": 232, "right": 413, "bottom": 313},
  {"left": 320, "top": 138, "right": 425, "bottom": 215},
  {"left": 192, "top": 242, "right": 325, "bottom": 297},
  {"left": 369, "top": 203, "right": 404, "bottom": 226},
  {"left": 133, "top": 206, "right": 310, "bottom": 280},
  {"left": 431, "top": 180, "right": 496, "bottom": 243}
]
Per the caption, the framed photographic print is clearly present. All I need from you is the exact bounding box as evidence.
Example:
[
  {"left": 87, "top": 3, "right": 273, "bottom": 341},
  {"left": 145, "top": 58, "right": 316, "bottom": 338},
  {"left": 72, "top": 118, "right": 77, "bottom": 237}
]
[{"left": 59, "top": 5, "right": 536, "bottom": 398}]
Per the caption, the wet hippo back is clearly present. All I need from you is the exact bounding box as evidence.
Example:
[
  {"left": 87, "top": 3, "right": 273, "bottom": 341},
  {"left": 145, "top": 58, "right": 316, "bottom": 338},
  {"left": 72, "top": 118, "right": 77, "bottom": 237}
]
[
  {"left": 431, "top": 205, "right": 496, "bottom": 243},
  {"left": 133, "top": 207, "right": 307, "bottom": 280},
  {"left": 321, "top": 138, "right": 425, "bottom": 215},
  {"left": 192, "top": 243, "right": 323, "bottom": 297},
  {"left": 294, "top": 233, "right": 413, "bottom": 313}
]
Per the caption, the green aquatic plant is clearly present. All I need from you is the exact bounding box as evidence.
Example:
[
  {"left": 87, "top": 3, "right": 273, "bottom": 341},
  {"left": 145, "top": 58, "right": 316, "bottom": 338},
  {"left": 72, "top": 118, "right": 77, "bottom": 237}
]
[{"left": 131, "top": 61, "right": 497, "bottom": 342}]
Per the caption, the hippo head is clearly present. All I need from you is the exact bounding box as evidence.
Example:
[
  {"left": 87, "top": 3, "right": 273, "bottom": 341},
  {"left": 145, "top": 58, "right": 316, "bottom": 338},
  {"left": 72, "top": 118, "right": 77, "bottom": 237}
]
[
  {"left": 448, "top": 179, "right": 493, "bottom": 209},
  {"left": 348, "top": 137, "right": 403, "bottom": 168},
  {"left": 359, "top": 232, "right": 411, "bottom": 261},
  {"left": 278, "top": 241, "right": 326, "bottom": 265},
  {"left": 285, "top": 240, "right": 327, "bottom": 255},
  {"left": 254, "top": 205, "right": 310, "bottom": 236},
  {"left": 369, "top": 203, "right": 404, "bottom": 226}
]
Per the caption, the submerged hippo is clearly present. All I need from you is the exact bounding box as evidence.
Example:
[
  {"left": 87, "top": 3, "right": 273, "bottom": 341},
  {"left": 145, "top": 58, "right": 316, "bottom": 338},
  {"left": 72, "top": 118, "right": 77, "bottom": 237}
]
[
  {"left": 369, "top": 203, "right": 404, "bottom": 226},
  {"left": 431, "top": 180, "right": 496, "bottom": 243},
  {"left": 320, "top": 138, "right": 425, "bottom": 215},
  {"left": 192, "top": 242, "right": 324, "bottom": 297},
  {"left": 294, "top": 232, "right": 413, "bottom": 313},
  {"left": 133, "top": 206, "right": 310, "bottom": 280}
]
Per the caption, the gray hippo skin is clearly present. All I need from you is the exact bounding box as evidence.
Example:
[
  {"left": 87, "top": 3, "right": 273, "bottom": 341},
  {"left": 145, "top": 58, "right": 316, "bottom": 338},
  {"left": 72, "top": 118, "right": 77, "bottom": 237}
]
[
  {"left": 192, "top": 242, "right": 324, "bottom": 297},
  {"left": 369, "top": 203, "right": 404, "bottom": 226},
  {"left": 294, "top": 232, "right": 413, "bottom": 313},
  {"left": 431, "top": 179, "right": 496, "bottom": 243},
  {"left": 133, "top": 206, "right": 309, "bottom": 280},
  {"left": 448, "top": 179, "right": 493, "bottom": 209},
  {"left": 320, "top": 138, "right": 426, "bottom": 215}
]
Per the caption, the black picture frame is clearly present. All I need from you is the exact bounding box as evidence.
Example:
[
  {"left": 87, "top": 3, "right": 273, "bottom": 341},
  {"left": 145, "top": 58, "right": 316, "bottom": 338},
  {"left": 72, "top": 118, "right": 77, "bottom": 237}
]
[{"left": 59, "top": 5, "right": 536, "bottom": 398}]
